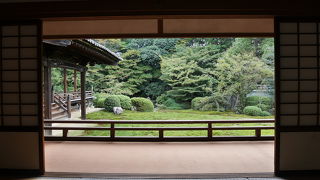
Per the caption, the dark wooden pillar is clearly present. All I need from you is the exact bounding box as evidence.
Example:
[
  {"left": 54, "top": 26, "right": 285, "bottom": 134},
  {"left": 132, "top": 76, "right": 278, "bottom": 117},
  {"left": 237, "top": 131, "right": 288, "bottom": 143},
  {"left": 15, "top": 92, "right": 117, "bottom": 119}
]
[
  {"left": 80, "top": 70, "right": 86, "bottom": 120},
  {"left": 44, "top": 62, "right": 52, "bottom": 119},
  {"left": 73, "top": 69, "right": 77, "bottom": 92},
  {"left": 44, "top": 61, "right": 52, "bottom": 135},
  {"left": 63, "top": 68, "right": 67, "bottom": 94}
]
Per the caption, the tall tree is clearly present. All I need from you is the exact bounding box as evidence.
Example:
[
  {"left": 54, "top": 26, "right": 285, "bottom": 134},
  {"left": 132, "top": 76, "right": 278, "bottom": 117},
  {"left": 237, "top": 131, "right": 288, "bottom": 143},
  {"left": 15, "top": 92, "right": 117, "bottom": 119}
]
[{"left": 214, "top": 52, "right": 273, "bottom": 111}]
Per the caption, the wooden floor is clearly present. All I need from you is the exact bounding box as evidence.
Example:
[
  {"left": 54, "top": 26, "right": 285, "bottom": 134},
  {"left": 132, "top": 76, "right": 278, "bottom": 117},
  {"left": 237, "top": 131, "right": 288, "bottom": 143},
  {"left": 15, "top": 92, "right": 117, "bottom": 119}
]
[{"left": 45, "top": 141, "right": 274, "bottom": 174}]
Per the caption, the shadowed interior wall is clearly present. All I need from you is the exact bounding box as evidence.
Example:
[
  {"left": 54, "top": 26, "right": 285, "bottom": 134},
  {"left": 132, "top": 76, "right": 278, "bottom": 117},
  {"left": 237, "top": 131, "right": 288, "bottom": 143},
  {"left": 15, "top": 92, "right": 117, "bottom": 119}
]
[
  {"left": 276, "top": 18, "right": 320, "bottom": 172},
  {"left": 0, "top": 22, "right": 43, "bottom": 172}
]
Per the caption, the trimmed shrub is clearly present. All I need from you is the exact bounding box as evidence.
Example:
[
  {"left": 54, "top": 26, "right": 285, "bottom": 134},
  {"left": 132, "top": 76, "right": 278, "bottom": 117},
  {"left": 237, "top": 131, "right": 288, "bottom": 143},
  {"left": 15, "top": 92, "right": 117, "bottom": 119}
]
[
  {"left": 260, "top": 111, "right": 271, "bottom": 116},
  {"left": 243, "top": 106, "right": 263, "bottom": 116},
  {"left": 131, "top": 97, "right": 154, "bottom": 112},
  {"left": 116, "top": 95, "right": 132, "bottom": 110},
  {"left": 191, "top": 97, "right": 205, "bottom": 110},
  {"left": 93, "top": 93, "right": 108, "bottom": 108},
  {"left": 104, "top": 95, "right": 121, "bottom": 112},
  {"left": 95, "top": 98, "right": 106, "bottom": 108},
  {"left": 256, "top": 103, "right": 270, "bottom": 111}
]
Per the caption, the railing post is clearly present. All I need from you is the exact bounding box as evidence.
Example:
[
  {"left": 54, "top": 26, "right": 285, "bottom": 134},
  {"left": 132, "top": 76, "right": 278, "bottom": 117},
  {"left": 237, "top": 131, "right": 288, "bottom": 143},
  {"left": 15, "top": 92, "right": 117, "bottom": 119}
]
[
  {"left": 110, "top": 122, "right": 115, "bottom": 139},
  {"left": 255, "top": 128, "right": 261, "bottom": 138},
  {"left": 67, "top": 94, "right": 71, "bottom": 118},
  {"left": 208, "top": 122, "right": 212, "bottom": 139},
  {"left": 159, "top": 129, "right": 164, "bottom": 139},
  {"left": 63, "top": 129, "right": 68, "bottom": 138}
]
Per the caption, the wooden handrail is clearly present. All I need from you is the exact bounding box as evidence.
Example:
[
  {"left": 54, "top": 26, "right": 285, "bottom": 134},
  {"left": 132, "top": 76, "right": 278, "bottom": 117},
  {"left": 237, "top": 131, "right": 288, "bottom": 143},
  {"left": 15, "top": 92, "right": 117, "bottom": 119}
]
[
  {"left": 44, "top": 119, "right": 274, "bottom": 124},
  {"left": 44, "top": 119, "right": 275, "bottom": 142}
]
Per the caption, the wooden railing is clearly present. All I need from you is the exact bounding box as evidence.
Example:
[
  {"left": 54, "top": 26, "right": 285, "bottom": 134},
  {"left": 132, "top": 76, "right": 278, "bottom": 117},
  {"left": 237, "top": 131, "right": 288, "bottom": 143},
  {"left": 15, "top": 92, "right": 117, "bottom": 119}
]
[
  {"left": 55, "top": 91, "right": 93, "bottom": 102},
  {"left": 52, "top": 91, "right": 93, "bottom": 118},
  {"left": 44, "top": 119, "right": 275, "bottom": 142}
]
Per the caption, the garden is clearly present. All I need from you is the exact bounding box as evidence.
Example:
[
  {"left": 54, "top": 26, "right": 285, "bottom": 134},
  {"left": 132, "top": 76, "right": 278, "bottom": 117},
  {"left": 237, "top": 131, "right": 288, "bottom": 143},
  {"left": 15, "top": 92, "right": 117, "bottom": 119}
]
[{"left": 52, "top": 37, "right": 275, "bottom": 137}]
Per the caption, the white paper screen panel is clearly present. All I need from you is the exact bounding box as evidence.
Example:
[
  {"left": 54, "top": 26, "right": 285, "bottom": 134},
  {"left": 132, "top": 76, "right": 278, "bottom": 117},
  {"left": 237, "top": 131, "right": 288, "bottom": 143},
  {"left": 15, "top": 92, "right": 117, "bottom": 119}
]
[
  {"left": 278, "top": 21, "right": 320, "bottom": 127},
  {"left": 0, "top": 23, "right": 40, "bottom": 127}
]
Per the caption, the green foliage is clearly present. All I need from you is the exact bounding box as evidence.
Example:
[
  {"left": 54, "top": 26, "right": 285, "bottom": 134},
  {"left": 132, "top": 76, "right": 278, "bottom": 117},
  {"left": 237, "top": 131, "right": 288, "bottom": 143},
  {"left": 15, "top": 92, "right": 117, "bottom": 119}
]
[
  {"left": 116, "top": 95, "right": 132, "bottom": 110},
  {"left": 243, "top": 106, "right": 263, "bottom": 116},
  {"left": 50, "top": 37, "right": 274, "bottom": 115},
  {"left": 156, "top": 94, "right": 185, "bottom": 110},
  {"left": 160, "top": 46, "right": 217, "bottom": 103},
  {"left": 214, "top": 51, "right": 273, "bottom": 112},
  {"left": 191, "top": 97, "right": 205, "bottom": 110},
  {"left": 260, "top": 111, "right": 272, "bottom": 116},
  {"left": 139, "top": 81, "right": 168, "bottom": 101},
  {"left": 246, "top": 96, "right": 273, "bottom": 106},
  {"left": 256, "top": 103, "right": 270, "bottom": 111},
  {"left": 131, "top": 97, "right": 154, "bottom": 112},
  {"left": 191, "top": 96, "right": 225, "bottom": 112},
  {"left": 104, "top": 95, "right": 121, "bottom": 112},
  {"left": 93, "top": 93, "right": 108, "bottom": 108}
]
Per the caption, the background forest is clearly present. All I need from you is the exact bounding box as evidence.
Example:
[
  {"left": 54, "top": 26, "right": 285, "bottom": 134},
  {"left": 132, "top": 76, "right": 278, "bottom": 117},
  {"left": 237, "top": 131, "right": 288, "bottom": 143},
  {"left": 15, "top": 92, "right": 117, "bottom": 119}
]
[{"left": 52, "top": 38, "right": 274, "bottom": 115}]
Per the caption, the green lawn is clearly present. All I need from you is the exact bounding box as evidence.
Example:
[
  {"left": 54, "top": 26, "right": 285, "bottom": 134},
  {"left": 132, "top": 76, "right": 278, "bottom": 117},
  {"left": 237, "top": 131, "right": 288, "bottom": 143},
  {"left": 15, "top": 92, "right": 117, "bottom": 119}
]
[{"left": 82, "top": 109, "right": 274, "bottom": 137}]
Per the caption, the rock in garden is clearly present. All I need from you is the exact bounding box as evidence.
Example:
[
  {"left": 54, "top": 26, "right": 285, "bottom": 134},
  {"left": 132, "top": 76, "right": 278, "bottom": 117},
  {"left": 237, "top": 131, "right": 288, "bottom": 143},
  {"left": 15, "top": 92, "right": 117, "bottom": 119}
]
[{"left": 113, "top": 107, "right": 123, "bottom": 115}]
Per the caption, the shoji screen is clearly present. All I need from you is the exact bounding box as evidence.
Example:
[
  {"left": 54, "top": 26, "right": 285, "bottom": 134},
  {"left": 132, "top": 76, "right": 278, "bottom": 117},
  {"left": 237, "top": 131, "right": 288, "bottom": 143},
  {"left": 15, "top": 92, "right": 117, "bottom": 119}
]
[
  {"left": 0, "top": 21, "right": 43, "bottom": 173},
  {"left": 276, "top": 17, "right": 320, "bottom": 173}
]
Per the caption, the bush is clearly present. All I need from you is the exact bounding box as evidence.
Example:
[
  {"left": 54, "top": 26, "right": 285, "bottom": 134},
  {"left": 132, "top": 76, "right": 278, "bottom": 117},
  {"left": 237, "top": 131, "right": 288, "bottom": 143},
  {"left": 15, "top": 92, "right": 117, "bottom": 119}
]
[
  {"left": 95, "top": 98, "right": 106, "bottom": 108},
  {"left": 156, "top": 94, "right": 185, "bottom": 110},
  {"left": 191, "top": 97, "right": 205, "bottom": 110},
  {"left": 93, "top": 93, "right": 108, "bottom": 108},
  {"left": 156, "top": 94, "right": 168, "bottom": 105},
  {"left": 131, "top": 97, "right": 154, "bottom": 112},
  {"left": 260, "top": 111, "right": 271, "bottom": 116},
  {"left": 256, "top": 103, "right": 270, "bottom": 111},
  {"left": 243, "top": 106, "right": 263, "bottom": 116},
  {"left": 116, "top": 95, "right": 132, "bottom": 110},
  {"left": 246, "top": 96, "right": 273, "bottom": 107},
  {"left": 191, "top": 96, "right": 225, "bottom": 112},
  {"left": 201, "top": 103, "right": 216, "bottom": 111},
  {"left": 104, "top": 95, "right": 121, "bottom": 112}
]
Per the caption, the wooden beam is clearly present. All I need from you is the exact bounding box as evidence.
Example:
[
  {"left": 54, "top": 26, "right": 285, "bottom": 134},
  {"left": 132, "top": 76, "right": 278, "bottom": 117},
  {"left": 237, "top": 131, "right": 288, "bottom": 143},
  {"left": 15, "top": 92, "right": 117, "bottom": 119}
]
[
  {"left": 73, "top": 70, "right": 77, "bottom": 92},
  {"left": 80, "top": 70, "right": 86, "bottom": 120}
]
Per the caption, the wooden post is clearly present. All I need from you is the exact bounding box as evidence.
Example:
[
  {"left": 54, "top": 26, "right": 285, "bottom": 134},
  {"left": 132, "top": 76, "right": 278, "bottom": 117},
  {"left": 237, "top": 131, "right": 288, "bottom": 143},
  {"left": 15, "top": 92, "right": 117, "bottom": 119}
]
[
  {"left": 208, "top": 122, "right": 212, "bottom": 139},
  {"left": 110, "top": 122, "right": 115, "bottom": 138},
  {"left": 80, "top": 70, "right": 86, "bottom": 120},
  {"left": 255, "top": 129, "right": 261, "bottom": 138},
  {"left": 73, "top": 69, "right": 77, "bottom": 92},
  {"left": 63, "top": 68, "right": 67, "bottom": 95},
  {"left": 67, "top": 94, "right": 71, "bottom": 118},
  {"left": 159, "top": 130, "right": 164, "bottom": 139},
  {"left": 44, "top": 61, "right": 52, "bottom": 136}
]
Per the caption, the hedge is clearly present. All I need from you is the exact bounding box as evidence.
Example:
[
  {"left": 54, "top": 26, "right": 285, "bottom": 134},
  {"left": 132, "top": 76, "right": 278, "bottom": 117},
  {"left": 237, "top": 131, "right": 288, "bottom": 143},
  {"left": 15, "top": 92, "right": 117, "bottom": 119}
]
[
  {"left": 93, "top": 93, "right": 109, "bottom": 108},
  {"left": 104, "top": 95, "right": 121, "bottom": 112},
  {"left": 131, "top": 97, "right": 154, "bottom": 112},
  {"left": 243, "top": 106, "right": 263, "bottom": 116},
  {"left": 256, "top": 103, "right": 270, "bottom": 111},
  {"left": 116, "top": 95, "right": 132, "bottom": 110},
  {"left": 260, "top": 111, "right": 271, "bottom": 116},
  {"left": 191, "top": 97, "right": 205, "bottom": 110}
]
